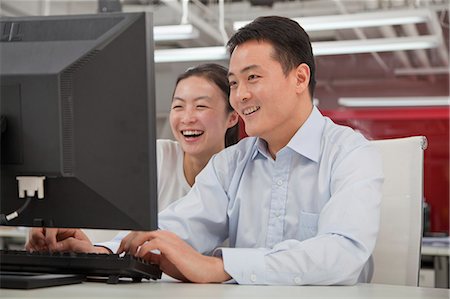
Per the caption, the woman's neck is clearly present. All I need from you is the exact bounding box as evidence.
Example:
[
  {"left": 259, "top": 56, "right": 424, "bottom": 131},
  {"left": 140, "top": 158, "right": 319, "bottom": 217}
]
[{"left": 183, "top": 153, "right": 212, "bottom": 187}]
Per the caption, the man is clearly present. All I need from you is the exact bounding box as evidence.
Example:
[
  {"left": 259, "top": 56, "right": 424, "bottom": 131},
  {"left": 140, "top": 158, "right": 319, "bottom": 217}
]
[
  {"left": 27, "top": 16, "right": 383, "bottom": 285},
  {"left": 117, "top": 16, "right": 383, "bottom": 285}
]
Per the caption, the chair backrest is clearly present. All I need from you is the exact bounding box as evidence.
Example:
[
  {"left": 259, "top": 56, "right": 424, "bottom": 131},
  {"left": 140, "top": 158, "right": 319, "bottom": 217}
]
[{"left": 370, "top": 136, "right": 427, "bottom": 286}]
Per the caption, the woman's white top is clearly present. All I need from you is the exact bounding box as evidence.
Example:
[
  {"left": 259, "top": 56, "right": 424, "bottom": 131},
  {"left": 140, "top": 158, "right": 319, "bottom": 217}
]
[{"left": 156, "top": 139, "right": 191, "bottom": 211}]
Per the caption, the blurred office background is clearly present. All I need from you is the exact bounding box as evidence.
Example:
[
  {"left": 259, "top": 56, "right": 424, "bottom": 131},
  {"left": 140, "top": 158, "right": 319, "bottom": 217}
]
[{"left": 0, "top": 0, "right": 449, "bottom": 287}]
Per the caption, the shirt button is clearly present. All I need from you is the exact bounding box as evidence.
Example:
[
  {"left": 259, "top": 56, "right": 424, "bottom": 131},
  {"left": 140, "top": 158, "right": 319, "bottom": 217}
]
[
  {"left": 294, "top": 277, "right": 301, "bottom": 284},
  {"left": 277, "top": 180, "right": 283, "bottom": 186},
  {"left": 250, "top": 274, "right": 257, "bottom": 283}
]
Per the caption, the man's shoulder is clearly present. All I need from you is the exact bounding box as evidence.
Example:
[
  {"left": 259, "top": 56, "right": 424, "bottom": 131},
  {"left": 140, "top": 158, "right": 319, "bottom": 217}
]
[
  {"left": 321, "top": 118, "right": 372, "bottom": 154},
  {"left": 233, "top": 136, "right": 258, "bottom": 149},
  {"left": 221, "top": 136, "right": 258, "bottom": 155},
  {"left": 213, "top": 136, "right": 258, "bottom": 165},
  {"left": 320, "top": 118, "right": 383, "bottom": 177}
]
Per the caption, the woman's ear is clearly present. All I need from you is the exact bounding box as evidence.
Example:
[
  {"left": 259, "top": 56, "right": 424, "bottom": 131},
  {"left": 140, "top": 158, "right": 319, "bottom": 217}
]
[
  {"left": 294, "top": 63, "right": 310, "bottom": 94},
  {"left": 227, "top": 111, "right": 239, "bottom": 129}
]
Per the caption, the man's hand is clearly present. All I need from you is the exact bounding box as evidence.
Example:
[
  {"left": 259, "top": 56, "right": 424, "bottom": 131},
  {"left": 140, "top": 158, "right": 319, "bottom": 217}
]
[
  {"left": 118, "top": 230, "right": 231, "bottom": 283},
  {"left": 25, "top": 227, "right": 110, "bottom": 254}
]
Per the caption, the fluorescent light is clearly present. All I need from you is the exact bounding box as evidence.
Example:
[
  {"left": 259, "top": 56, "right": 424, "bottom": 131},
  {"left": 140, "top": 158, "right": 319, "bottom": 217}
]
[
  {"left": 313, "top": 35, "right": 439, "bottom": 55},
  {"left": 155, "top": 47, "right": 227, "bottom": 63},
  {"left": 338, "top": 96, "right": 450, "bottom": 107},
  {"left": 154, "top": 35, "right": 438, "bottom": 63},
  {"left": 233, "top": 9, "right": 430, "bottom": 31},
  {"left": 153, "top": 24, "right": 199, "bottom": 42},
  {"left": 394, "top": 67, "right": 449, "bottom": 76}
]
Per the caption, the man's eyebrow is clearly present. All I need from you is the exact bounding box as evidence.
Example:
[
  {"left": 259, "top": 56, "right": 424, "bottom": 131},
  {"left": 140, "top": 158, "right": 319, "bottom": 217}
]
[{"left": 228, "top": 64, "right": 260, "bottom": 78}]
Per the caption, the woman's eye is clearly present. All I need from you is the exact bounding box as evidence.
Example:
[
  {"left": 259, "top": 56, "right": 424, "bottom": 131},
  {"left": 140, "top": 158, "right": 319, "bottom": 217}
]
[
  {"left": 172, "top": 105, "right": 182, "bottom": 110},
  {"left": 229, "top": 81, "right": 237, "bottom": 88}
]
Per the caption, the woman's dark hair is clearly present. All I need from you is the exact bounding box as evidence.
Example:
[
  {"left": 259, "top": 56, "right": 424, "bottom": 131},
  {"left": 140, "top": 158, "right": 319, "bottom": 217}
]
[
  {"left": 227, "top": 16, "right": 316, "bottom": 99},
  {"left": 174, "top": 63, "right": 239, "bottom": 147}
]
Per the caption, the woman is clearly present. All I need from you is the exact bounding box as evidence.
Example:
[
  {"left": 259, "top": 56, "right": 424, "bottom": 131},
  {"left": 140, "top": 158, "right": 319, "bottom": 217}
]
[
  {"left": 157, "top": 63, "right": 238, "bottom": 211},
  {"left": 25, "top": 63, "right": 239, "bottom": 253}
]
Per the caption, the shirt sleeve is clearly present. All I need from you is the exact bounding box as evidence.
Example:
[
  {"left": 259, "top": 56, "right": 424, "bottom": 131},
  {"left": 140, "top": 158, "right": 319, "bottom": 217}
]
[
  {"left": 218, "top": 141, "right": 383, "bottom": 285},
  {"left": 158, "top": 152, "right": 232, "bottom": 254},
  {"left": 95, "top": 231, "right": 129, "bottom": 253}
]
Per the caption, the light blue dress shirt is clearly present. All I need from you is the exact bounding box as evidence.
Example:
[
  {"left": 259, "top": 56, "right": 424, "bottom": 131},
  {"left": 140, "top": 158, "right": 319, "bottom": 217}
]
[{"left": 157, "top": 106, "right": 384, "bottom": 285}]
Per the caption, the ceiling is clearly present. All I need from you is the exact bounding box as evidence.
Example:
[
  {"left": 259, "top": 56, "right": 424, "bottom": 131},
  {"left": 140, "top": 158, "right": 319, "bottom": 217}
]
[{"left": 1, "top": 0, "right": 449, "bottom": 109}]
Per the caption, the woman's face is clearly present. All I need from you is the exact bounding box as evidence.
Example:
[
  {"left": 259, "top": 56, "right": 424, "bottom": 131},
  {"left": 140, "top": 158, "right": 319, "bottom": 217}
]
[{"left": 170, "top": 75, "right": 237, "bottom": 159}]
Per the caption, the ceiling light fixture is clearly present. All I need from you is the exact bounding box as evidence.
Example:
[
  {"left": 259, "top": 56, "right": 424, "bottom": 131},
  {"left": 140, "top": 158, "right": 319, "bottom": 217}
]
[
  {"left": 155, "top": 46, "right": 227, "bottom": 63},
  {"left": 154, "top": 35, "right": 438, "bottom": 63},
  {"left": 153, "top": 24, "right": 199, "bottom": 42},
  {"left": 233, "top": 9, "right": 430, "bottom": 31}
]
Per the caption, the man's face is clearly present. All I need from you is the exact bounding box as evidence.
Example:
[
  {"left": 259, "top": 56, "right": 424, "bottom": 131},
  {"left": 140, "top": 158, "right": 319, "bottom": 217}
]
[{"left": 228, "top": 40, "right": 305, "bottom": 145}]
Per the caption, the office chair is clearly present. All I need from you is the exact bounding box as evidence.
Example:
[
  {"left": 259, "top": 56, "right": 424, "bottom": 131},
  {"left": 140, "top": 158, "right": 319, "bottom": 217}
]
[{"left": 370, "top": 136, "right": 427, "bottom": 286}]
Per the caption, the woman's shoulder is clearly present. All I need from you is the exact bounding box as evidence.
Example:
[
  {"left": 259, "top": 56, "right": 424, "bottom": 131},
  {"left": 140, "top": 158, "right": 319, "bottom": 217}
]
[
  {"left": 156, "top": 139, "right": 184, "bottom": 167},
  {"left": 157, "top": 139, "right": 183, "bottom": 153}
]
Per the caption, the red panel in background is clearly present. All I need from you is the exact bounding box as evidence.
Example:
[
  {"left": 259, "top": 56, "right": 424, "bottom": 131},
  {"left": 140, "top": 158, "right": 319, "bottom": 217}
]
[
  {"left": 238, "top": 107, "right": 449, "bottom": 234},
  {"left": 322, "top": 107, "right": 449, "bottom": 234}
]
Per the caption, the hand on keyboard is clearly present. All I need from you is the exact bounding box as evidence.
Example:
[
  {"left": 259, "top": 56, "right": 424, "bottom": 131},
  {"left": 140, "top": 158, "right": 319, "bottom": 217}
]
[
  {"left": 118, "top": 230, "right": 231, "bottom": 283},
  {"left": 26, "top": 227, "right": 110, "bottom": 254}
]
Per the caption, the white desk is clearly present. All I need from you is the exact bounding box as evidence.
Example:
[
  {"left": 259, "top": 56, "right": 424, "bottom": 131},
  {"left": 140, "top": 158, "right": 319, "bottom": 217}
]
[{"left": 1, "top": 278, "right": 449, "bottom": 299}]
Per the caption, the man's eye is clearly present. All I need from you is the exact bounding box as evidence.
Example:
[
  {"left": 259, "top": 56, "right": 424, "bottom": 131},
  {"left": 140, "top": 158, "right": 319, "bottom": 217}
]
[{"left": 248, "top": 74, "right": 259, "bottom": 80}]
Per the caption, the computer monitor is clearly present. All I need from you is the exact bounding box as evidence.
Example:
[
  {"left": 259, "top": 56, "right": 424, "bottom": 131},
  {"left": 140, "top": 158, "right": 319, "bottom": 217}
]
[{"left": 0, "top": 12, "right": 158, "bottom": 231}]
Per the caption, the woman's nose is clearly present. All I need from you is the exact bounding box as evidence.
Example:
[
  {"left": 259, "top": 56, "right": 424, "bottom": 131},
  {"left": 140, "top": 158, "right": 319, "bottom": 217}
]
[{"left": 181, "top": 109, "right": 197, "bottom": 124}]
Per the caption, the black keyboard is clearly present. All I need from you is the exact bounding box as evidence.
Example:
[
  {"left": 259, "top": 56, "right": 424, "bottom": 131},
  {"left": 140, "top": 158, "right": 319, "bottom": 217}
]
[{"left": 0, "top": 249, "right": 162, "bottom": 284}]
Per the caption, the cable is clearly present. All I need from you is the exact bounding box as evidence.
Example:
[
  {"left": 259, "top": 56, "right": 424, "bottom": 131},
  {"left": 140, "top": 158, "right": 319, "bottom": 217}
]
[
  {"left": 1, "top": 176, "right": 46, "bottom": 224},
  {"left": 0, "top": 197, "right": 33, "bottom": 225}
]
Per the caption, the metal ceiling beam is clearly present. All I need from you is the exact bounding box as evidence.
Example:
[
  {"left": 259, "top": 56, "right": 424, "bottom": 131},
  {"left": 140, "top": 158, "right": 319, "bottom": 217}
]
[
  {"left": 426, "top": 9, "right": 449, "bottom": 66},
  {"left": 379, "top": 25, "right": 414, "bottom": 69},
  {"left": 0, "top": 2, "right": 30, "bottom": 16},
  {"left": 159, "top": 0, "right": 225, "bottom": 45}
]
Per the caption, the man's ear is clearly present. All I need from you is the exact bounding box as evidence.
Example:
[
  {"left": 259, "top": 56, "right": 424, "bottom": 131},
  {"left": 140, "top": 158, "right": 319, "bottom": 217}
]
[
  {"left": 294, "top": 63, "right": 310, "bottom": 94},
  {"left": 227, "top": 111, "right": 239, "bottom": 128}
]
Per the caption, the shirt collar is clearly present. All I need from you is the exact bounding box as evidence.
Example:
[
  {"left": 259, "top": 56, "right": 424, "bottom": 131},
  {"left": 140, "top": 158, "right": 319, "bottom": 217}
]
[
  {"left": 287, "top": 106, "right": 325, "bottom": 163},
  {"left": 252, "top": 138, "right": 271, "bottom": 160},
  {"left": 251, "top": 106, "right": 325, "bottom": 162}
]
